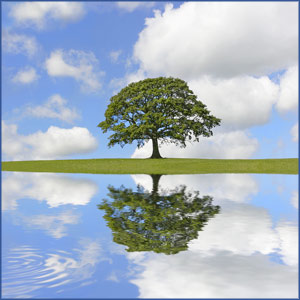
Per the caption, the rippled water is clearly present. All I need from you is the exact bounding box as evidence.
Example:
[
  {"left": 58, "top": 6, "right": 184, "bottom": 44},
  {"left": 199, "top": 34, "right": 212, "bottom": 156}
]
[{"left": 2, "top": 172, "right": 298, "bottom": 298}]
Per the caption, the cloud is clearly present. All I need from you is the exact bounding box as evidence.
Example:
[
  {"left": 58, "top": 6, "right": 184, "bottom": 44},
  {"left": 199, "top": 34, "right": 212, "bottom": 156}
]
[
  {"left": 133, "top": 2, "right": 297, "bottom": 80},
  {"left": 291, "top": 191, "right": 298, "bottom": 209},
  {"left": 21, "top": 211, "right": 80, "bottom": 238},
  {"left": 2, "top": 172, "right": 98, "bottom": 210},
  {"left": 2, "top": 31, "right": 39, "bottom": 57},
  {"left": 116, "top": 2, "right": 155, "bottom": 12},
  {"left": 130, "top": 174, "right": 298, "bottom": 266},
  {"left": 24, "top": 94, "right": 80, "bottom": 124},
  {"left": 127, "top": 172, "right": 298, "bottom": 298},
  {"left": 106, "top": 272, "right": 119, "bottom": 283},
  {"left": 290, "top": 123, "right": 298, "bottom": 142},
  {"left": 132, "top": 173, "right": 258, "bottom": 204},
  {"left": 109, "top": 50, "right": 122, "bottom": 63},
  {"left": 189, "top": 75, "right": 279, "bottom": 130},
  {"left": 9, "top": 2, "right": 85, "bottom": 29},
  {"left": 113, "top": 72, "right": 278, "bottom": 133},
  {"left": 188, "top": 202, "right": 279, "bottom": 256},
  {"left": 129, "top": 250, "right": 298, "bottom": 298},
  {"left": 276, "top": 65, "right": 298, "bottom": 114},
  {"left": 45, "top": 49, "right": 103, "bottom": 92},
  {"left": 132, "top": 130, "right": 258, "bottom": 159},
  {"left": 127, "top": 201, "right": 298, "bottom": 298},
  {"left": 12, "top": 67, "right": 39, "bottom": 84},
  {"left": 124, "top": 2, "right": 298, "bottom": 159},
  {"left": 2, "top": 121, "right": 98, "bottom": 160},
  {"left": 276, "top": 221, "right": 298, "bottom": 266}
]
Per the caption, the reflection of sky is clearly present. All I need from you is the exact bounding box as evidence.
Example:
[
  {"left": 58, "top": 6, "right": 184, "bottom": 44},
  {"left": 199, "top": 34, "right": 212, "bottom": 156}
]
[{"left": 2, "top": 172, "right": 298, "bottom": 298}]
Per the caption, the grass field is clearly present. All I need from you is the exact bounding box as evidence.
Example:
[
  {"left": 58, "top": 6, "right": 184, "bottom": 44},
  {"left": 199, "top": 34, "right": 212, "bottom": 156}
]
[{"left": 1, "top": 158, "right": 298, "bottom": 174}]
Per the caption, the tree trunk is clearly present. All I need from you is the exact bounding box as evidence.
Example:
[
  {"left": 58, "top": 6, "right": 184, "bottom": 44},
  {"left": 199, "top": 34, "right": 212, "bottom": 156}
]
[
  {"left": 150, "top": 138, "right": 162, "bottom": 159},
  {"left": 150, "top": 174, "right": 162, "bottom": 195}
]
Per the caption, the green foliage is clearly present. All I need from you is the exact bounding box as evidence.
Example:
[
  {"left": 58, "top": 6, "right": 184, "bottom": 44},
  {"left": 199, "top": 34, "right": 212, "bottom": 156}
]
[
  {"left": 98, "top": 179, "right": 220, "bottom": 255},
  {"left": 98, "top": 77, "right": 221, "bottom": 157}
]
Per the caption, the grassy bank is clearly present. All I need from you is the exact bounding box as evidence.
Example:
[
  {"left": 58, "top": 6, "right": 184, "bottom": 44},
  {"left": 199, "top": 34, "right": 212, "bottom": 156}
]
[{"left": 1, "top": 158, "right": 298, "bottom": 174}]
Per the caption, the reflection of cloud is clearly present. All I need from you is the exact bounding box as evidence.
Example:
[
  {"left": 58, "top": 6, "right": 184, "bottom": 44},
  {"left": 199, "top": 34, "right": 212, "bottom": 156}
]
[
  {"left": 3, "top": 240, "right": 104, "bottom": 298},
  {"left": 42, "top": 240, "right": 103, "bottom": 284},
  {"left": 106, "top": 271, "right": 119, "bottom": 282},
  {"left": 276, "top": 221, "right": 298, "bottom": 266},
  {"left": 127, "top": 203, "right": 298, "bottom": 298},
  {"left": 2, "top": 172, "right": 98, "bottom": 210},
  {"left": 128, "top": 174, "right": 298, "bottom": 298},
  {"left": 21, "top": 211, "right": 80, "bottom": 238},
  {"left": 129, "top": 250, "right": 298, "bottom": 298},
  {"left": 131, "top": 174, "right": 258, "bottom": 203},
  {"left": 189, "top": 202, "right": 279, "bottom": 256},
  {"left": 291, "top": 190, "right": 298, "bottom": 209}
]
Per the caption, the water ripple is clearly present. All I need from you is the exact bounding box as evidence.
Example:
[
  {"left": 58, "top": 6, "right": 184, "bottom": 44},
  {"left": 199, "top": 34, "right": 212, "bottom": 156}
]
[{"left": 2, "top": 243, "right": 102, "bottom": 298}]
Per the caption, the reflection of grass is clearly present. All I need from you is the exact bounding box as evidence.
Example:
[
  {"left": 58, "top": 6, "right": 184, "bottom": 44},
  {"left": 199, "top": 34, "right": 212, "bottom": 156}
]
[{"left": 2, "top": 158, "right": 298, "bottom": 174}]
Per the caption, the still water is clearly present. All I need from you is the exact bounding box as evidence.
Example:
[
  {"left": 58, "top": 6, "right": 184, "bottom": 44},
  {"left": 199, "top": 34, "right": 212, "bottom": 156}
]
[{"left": 2, "top": 172, "right": 298, "bottom": 298}]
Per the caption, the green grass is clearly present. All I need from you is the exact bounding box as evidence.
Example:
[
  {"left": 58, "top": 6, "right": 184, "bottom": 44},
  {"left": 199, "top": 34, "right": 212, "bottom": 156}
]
[{"left": 1, "top": 158, "right": 298, "bottom": 174}]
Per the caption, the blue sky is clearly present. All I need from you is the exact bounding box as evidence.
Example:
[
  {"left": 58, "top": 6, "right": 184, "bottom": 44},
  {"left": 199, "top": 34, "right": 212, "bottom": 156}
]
[{"left": 2, "top": 1, "right": 298, "bottom": 161}]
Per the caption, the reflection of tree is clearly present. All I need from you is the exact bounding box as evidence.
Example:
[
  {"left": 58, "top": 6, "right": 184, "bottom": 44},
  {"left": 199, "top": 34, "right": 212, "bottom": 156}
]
[{"left": 98, "top": 175, "right": 220, "bottom": 255}]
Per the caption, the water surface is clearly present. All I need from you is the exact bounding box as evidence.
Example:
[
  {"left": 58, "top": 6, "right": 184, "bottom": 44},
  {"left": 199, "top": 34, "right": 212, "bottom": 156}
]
[{"left": 2, "top": 172, "right": 298, "bottom": 298}]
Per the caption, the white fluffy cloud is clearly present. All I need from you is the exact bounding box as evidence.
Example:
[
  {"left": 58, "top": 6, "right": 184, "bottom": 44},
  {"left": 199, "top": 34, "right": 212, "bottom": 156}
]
[
  {"left": 10, "top": 2, "right": 85, "bottom": 29},
  {"left": 2, "top": 31, "right": 38, "bottom": 57},
  {"left": 127, "top": 2, "right": 298, "bottom": 158},
  {"left": 2, "top": 172, "right": 98, "bottom": 210},
  {"left": 116, "top": 2, "right": 155, "bottom": 12},
  {"left": 133, "top": 2, "right": 297, "bottom": 79},
  {"left": 12, "top": 67, "right": 39, "bottom": 84},
  {"left": 45, "top": 49, "right": 103, "bottom": 92},
  {"left": 132, "top": 130, "right": 258, "bottom": 159},
  {"left": 2, "top": 121, "right": 98, "bottom": 160},
  {"left": 291, "top": 123, "right": 298, "bottom": 142},
  {"left": 189, "top": 75, "right": 279, "bottom": 130},
  {"left": 25, "top": 94, "right": 80, "bottom": 124},
  {"left": 276, "top": 65, "right": 298, "bottom": 114}
]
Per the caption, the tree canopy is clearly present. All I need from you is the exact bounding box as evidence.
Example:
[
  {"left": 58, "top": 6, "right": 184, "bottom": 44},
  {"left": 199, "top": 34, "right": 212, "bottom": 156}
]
[
  {"left": 98, "top": 77, "right": 221, "bottom": 158},
  {"left": 98, "top": 175, "right": 220, "bottom": 255}
]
